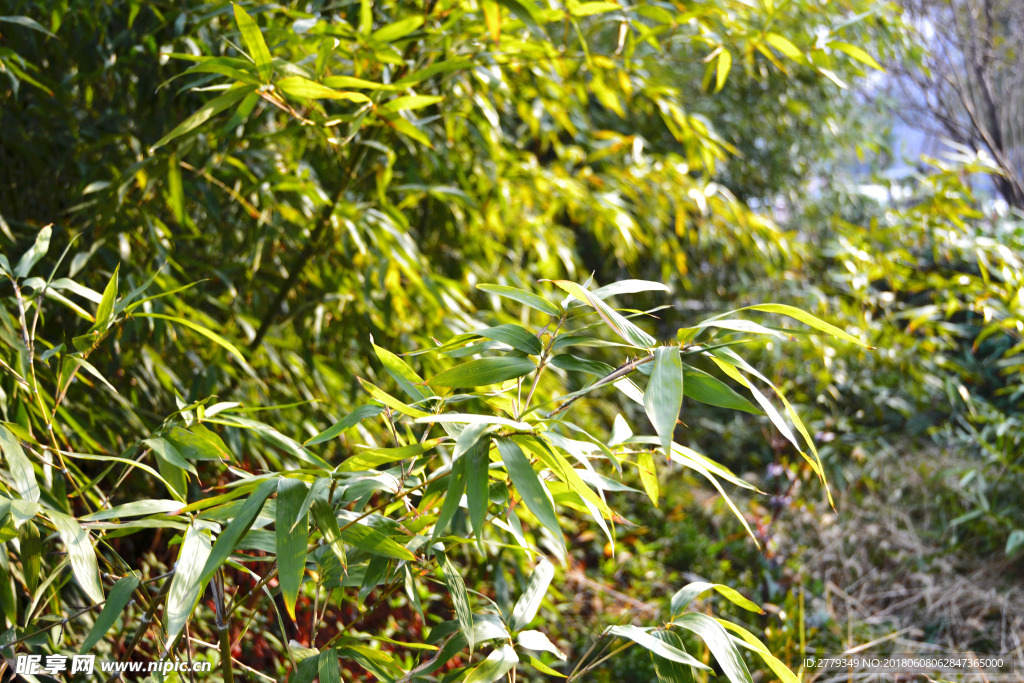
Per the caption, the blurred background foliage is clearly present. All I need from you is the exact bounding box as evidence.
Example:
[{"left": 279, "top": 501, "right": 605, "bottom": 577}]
[{"left": 2, "top": 0, "right": 1024, "bottom": 679}]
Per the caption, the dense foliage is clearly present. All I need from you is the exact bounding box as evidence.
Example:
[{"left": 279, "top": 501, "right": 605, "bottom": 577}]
[{"left": 4, "top": 0, "right": 1022, "bottom": 680}]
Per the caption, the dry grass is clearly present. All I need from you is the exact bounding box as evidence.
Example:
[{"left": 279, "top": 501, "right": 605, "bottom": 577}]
[{"left": 770, "top": 444, "right": 1024, "bottom": 682}]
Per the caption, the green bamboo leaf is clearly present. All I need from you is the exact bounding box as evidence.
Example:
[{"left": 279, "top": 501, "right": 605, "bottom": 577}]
[
  {"left": 607, "top": 626, "right": 710, "bottom": 670},
  {"left": 150, "top": 84, "right": 257, "bottom": 151},
  {"left": 382, "top": 95, "right": 444, "bottom": 112},
  {"left": 437, "top": 550, "right": 475, "bottom": 653},
  {"left": 144, "top": 437, "right": 197, "bottom": 476},
  {"left": 276, "top": 77, "right": 371, "bottom": 103},
  {"left": 294, "top": 478, "right": 330, "bottom": 530},
  {"left": 520, "top": 653, "right": 567, "bottom": 678},
  {"left": 81, "top": 573, "right": 140, "bottom": 653},
  {"left": 164, "top": 524, "right": 212, "bottom": 650},
  {"left": 432, "top": 456, "right": 466, "bottom": 540},
  {"left": 414, "top": 414, "right": 531, "bottom": 431},
  {"left": 649, "top": 630, "right": 698, "bottom": 683},
  {"left": 549, "top": 354, "right": 614, "bottom": 376},
  {"left": 19, "top": 520, "right": 40, "bottom": 595},
  {"left": 277, "top": 478, "right": 309, "bottom": 620},
  {"left": 517, "top": 630, "right": 566, "bottom": 660},
  {"left": 373, "top": 343, "right": 431, "bottom": 401},
  {"left": 80, "top": 500, "right": 184, "bottom": 521},
  {"left": 135, "top": 313, "right": 246, "bottom": 362},
  {"left": 358, "top": 555, "right": 390, "bottom": 603},
  {"left": 521, "top": 436, "right": 610, "bottom": 519},
  {"left": 669, "top": 581, "right": 762, "bottom": 616},
  {"left": 92, "top": 264, "right": 118, "bottom": 330},
  {"left": 47, "top": 510, "right": 104, "bottom": 604},
  {"left": 464, "top": 644, "right": 519, "bottom": 683},
  {"left": 13, "top": 225, "right": 51, "bottom": 279},
  {"left": 311, "top": 498, "right": 347, "bottom": 570},
  {"left": 551, "top": 280, "right": 656, "bottom": 348},
  {"left": 305, "top": 405, "right": 385, "bottom": 446},
  {"left": 477, "top": 324, "right": 543, "bottom": 355},
  {"left": 716, "top": 619, "right": 800, "bottom": 683},
  {"left": 370, "top": 15, "right": 424, "bottom": 42},
  {"left": 831, "top": 42, "right": 883, "bottom": 71},
  {"left": 495, "top": 438, "right": 562, "bottom": 546},
  {"left": 233, "top": 3, "right": 273, "bottom": 82},
  {"left": 199, "top": 478, "right": 277, "bottom": 584},
  {"left": 591, "top": 279, "right": 670, "bottom": 299},
  {"left": 466, "top": 439, "right": 490, "bottom": 543},
  {"left": 682, "top": 366, "right": 762, "bottom": 415},
  {"left": 509, "top": 559, "right": 553, "bottom": 632},
  {"left": 338, "top": 440, "right": 440, "bottom": 473},
  {"left": 477, "top": 284, "right": 560, "bottom": 316},
  {"left": 0, "top": 15, "right": 56, "bottom": 37},
  {"left": 702, "top": 303, "right": 870, "bottom": 348},
  {"left": 428, "top": 357, "right": 536, "bottom": 388},
  {"left": 341, "top": 521, "right": 415, "bottom": 561},
  {"left": 318, "top": 649, "right": 341, "bottom": 683},
  {"left": 672, "top": 613, "right": 754, "bottom": 683},
  {"left": 357, "top": 377, "right": 430, "bottom": 417},
  {"left": 644, "top": 346, "right": 683, "bottom": 454},
  {"left": 637, "top": 451, "right": 659, "bottom": 508},
  {"left": 0, "top": 425, "right": 39, "bottom": 503},
  {"left": 156, "top": 455, "right": 188, "bottom": 501},
  {"left": 167, "top": 425, "right": 230, "bottom": 461}
]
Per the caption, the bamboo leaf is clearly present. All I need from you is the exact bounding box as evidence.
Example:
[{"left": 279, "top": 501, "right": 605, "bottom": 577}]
[
  {"left": 831, "top": 42, "right": 883, "bottom": 71},
  {"left": 670, "top": 581, "right": 762, "bottom": 616},
  {"left": 466, "top": 438, "right": 491, "bottom": 543},
  {"left": 81, "top": 573, "right": 140, "bottom": 653},
  {"left": 81, "top": 500, "right": 184, "bottom": 521},
  {"left": 682, "top": 365, "right": 761, "bottom": 415},
  {"left": 310, "top": 498, "right": 347, "bottom": 570},
  {"left": 606, "top": 625, "right": 710, "bottom": 670},
  {"left": 672, "top": 613, "right": 754, "bottom": 683},
  {"left": 716, "top": 620, "right": 800, "bottom": 683},
  {"left": 431, "top": 455, "right": 466, "bottom": 539},
  {"left": 437, "top": 550, "right": 475, "bottom": 652},
  {"left": 495, "top": 438, "right": 562, "bottom": 547},
  {"left": 0, "top": 425, "right": 39, "bottom": 503},
  {"left": 550, "top": 280, "right": 656, "bottom": 348},
  {"left": 649, "top": 630, "right": 698, "bottom": 683},
  {"left": 92, "top": 264, "right": 118, "bottom": 329},
  {"left": 199, "top": 478, "right": 278, "bottom": 584},
  {"left": 277, "top": 478, "right": 309, "bottom": 620},
  {"left": 318, "top": 649, "right": 341, "bottom": 683},
  {"left": 144, "top": 437, "right": 198, "bottom": 476},
  {"left": 47, "top": 510, "right": 104, "bottom": 604},
  {"left": 233, "top": 3, "right": 273, "bottom": 81},
  {"left": 165, "top": 525, "right": 212, "bottom": 650},
  {"left": 135, "top": 312, "right": 247, "bottom": 362},
  {"left": 477, "top": 324, "right": 543, "bottom": 355},
  {"left": 13, "top": 225, "right": 51, "bottom": 279},
  {"left": 341, "top": 520, "right": 415, "bottom": 561},
  {"left": 305, "top": 405, "right": 385, "bottom": 445},
  {"left": 150, "top": 85, "right": 257, "bottom": 150},
  {"left": 464, "top": 644, "right": 519, "bottom": 683},
  {"left": 276, "top": 77, "right": 371, "bottom": 102},
  {"left": 509, "top": 559, "right": 553, "bottom": 632},
  {"left": 637, "top": 451, "right": 660, "bottom": 508},
  {"left": 428, "top": 357, "right": 537, "bottom": 388},
  {"left": 517, "top": 629, "right": 566, "bottom": 660},
  {"left": 20, "top": 520, "right": 40, "bottom": 595},
  {"left": 477, "top": 284, "right": 560, "bottom": 316},
  {"left": 357, "top": 377, "right": 430, "bottom": 417},
  {"left": 644, "top": 346, "right": 683, "bottom": 453},
  {"left": 374, "top": 343, "right": 431, "bottom": 402}
]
